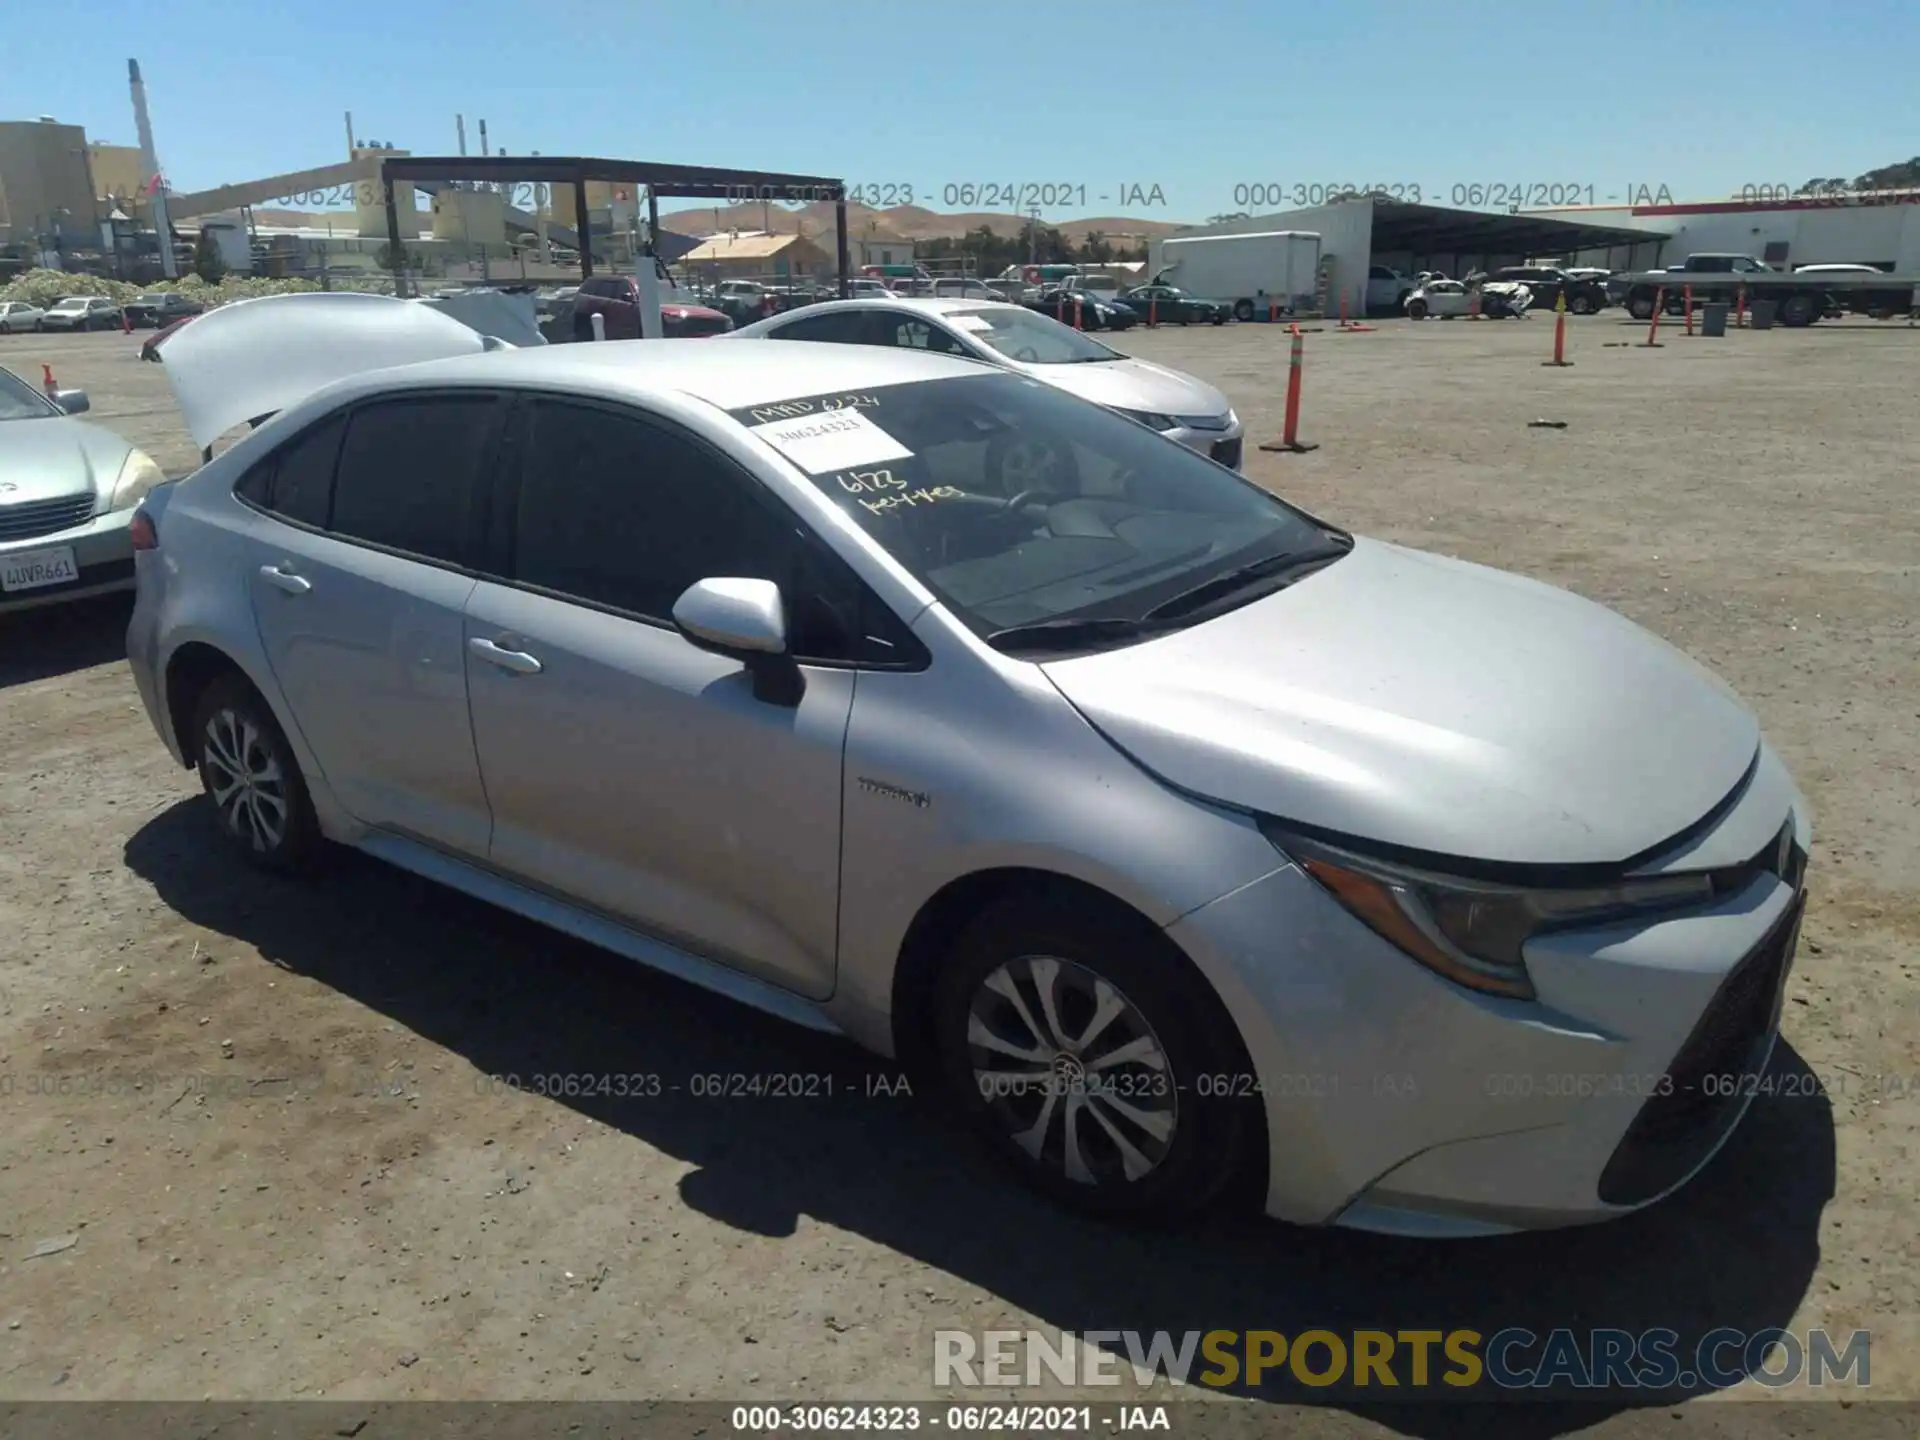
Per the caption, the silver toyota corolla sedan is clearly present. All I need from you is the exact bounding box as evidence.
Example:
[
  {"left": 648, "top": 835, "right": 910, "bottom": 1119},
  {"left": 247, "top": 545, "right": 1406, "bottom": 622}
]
[
  {"left": 127, "top": 295, "right": 1809, "bottom": 1235},
  {"left": 727, "top": 297, "right": 1246, "bottom": 470},
  {"left": 1, "top": 364, "right": 166, "bottom": 613}
]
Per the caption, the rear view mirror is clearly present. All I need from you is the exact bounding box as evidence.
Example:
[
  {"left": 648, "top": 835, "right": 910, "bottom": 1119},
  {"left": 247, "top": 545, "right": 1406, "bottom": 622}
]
[{"left": 54, "top": 389, "right": 90, "bottom": 414}]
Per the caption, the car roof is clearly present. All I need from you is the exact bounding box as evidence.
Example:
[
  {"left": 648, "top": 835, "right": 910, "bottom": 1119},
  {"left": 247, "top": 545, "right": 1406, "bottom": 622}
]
[{"left": 370, "top": 337, "right": 991, "bottom": 412}]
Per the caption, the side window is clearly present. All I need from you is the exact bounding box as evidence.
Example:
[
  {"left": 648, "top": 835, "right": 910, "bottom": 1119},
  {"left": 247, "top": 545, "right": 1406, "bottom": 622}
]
[
  {"left": 233, "top": 412, "right": 344, "bottom": 529},
  {"left": 1369, "top": 265, "right": 1393, "bottom": 280},
  {"left": 329, "top": 395, "right": 497, "bottom": 565},
  {"left": 768, "top": 311, "right": 868, "bottom": 343},
  {"left": 881, "top": 314, "right": 966, "bottom": 353},
  {"left": 513, "top": 400, "right": 916, "bottom": 666}
]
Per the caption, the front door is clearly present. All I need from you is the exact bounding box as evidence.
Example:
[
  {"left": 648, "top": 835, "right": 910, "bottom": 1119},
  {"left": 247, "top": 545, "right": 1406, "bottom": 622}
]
[
  {"left": 462, "top": 396, "right": 867, "bottom": 999},
  {"left": 245, "top": 394, "right": 503, "bottom": 857}
]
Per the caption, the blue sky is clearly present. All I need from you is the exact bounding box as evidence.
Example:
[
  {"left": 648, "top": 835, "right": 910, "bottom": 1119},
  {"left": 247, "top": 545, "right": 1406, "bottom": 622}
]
[{"left": 14, "top": 0, "right": 1918, "bottom": 224}]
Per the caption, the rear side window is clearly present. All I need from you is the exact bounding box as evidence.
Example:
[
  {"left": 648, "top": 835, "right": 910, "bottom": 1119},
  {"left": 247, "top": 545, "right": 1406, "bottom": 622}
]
[
  {"left": 234, "top": 412, "right": 345, "bottom": 529},
  {"left": 771, "top": 311, "right": 873, "bottom": 344},
  {"left": 329, "top": 395, "right": 498, "bottom": 565}
]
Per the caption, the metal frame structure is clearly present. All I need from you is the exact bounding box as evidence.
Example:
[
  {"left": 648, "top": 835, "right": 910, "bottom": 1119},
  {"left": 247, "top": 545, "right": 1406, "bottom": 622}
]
[{"left": 376, "top": 155, "right": 850, "bottom": 297}]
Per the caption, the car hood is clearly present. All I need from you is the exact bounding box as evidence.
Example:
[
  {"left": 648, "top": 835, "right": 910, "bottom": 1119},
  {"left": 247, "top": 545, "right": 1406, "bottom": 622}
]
[
  {"left": 1040, "top": 538, "right": 1760, "bottom": 866},
  {"left": 0, "top": 416, "right": 132, "bottom": 500},
  {"left": 160, "top": 291, "right": 498, "bottom": 451},
  {"left": 1012, "top": 355, "right": 1230, "bottom": 419}
]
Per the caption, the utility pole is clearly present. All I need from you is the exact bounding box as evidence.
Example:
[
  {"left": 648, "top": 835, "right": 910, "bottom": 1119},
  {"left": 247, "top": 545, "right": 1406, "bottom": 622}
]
[{"left": 1026, "top": 204, "right": 1041, "bottom": 265}]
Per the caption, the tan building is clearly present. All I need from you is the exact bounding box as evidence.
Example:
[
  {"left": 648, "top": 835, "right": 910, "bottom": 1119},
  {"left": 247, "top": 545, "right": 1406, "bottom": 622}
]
[
  {"left": 87, "top": 141, "right": 148, "bottom": 214},
  {"left": 0, "top": 118, "right": 101, "bottom": 245},
  {"left": 682, "top": 232, "right": 833, "bottom": 279}
]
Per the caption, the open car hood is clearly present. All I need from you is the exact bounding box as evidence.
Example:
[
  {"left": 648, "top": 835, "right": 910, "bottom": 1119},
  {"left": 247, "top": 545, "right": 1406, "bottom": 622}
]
[{"left": 160, "top": 291, "right": 501, "bottom": 452}]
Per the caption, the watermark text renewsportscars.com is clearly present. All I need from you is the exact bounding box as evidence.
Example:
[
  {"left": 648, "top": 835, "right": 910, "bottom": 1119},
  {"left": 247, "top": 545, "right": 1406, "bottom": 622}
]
[{"left": 934, "top": 1327, "right": 1870, "bottom": 1393}]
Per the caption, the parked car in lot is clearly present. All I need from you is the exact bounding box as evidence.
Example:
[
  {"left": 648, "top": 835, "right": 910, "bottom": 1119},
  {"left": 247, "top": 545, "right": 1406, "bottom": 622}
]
[
  {"left": 570, "top": 271, "right": 733, "bottom": 339},
  {"left": 130, "top": 305, "right": 1812, "bottom": 1231},
  {"left": 1027, "top": 287, "right": 1135, "bottom": 331},
  {"left": 1, "top": 363, "right": 166, "bottom": 613},
  {"left": 140, "top": 314, "right": 199, "bottom": 361},
  {"left": 1486, "top": 266, "right": 1608, "bottom": 314},
  {"left": 730, "top": 297, "right": 1243, "bottom": 466},
  {"left": 1404, "top": 280, "right": 1473, "bottom": 319},
  {"left": 1118, "top": 285, "right": 1228, "bottom": 325},
  {"left": 1364, "top": 265, "right": 1414, "bottom": 315},
  {"left": 123, "top": 292, "right": 206, "bottom": 328},
  {"left": 40, "top": 296, "right": 125, "bottom": 332},
  {"left": 0, "top": 301, "right": 47, "bottom": 333}
]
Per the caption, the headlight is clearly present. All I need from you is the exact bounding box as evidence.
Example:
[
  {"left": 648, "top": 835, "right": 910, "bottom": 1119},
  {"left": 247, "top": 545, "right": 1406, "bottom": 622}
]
[
  {"left": 1175, "top": 412, "right": 1234, "bottom": 432},
  {"left": 1118, "top": 408, "right": 1179, "bottom": 431},
  {"left": 1264, "top": 826, "right": 1714, "bottom": 1001},
  {"left": 108, "top": 447, "right": 166, "bottom": 512}
]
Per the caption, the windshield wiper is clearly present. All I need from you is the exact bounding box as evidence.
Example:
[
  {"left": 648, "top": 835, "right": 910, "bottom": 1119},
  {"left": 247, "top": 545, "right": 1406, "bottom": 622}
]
[
  {"left": 985, "top": 615, "right": 1175, "bottom": 655},
  {"left": 1141, "top": 537, "right": 1353, "bottom": 623}
]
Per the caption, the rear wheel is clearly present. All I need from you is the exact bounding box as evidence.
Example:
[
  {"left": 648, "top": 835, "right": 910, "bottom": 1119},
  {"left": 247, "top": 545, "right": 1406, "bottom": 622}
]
[
  {"left": 1569, "top": 292, "right": 1597, "bottom": 315},
  {"left": 1232, "top": 299, "right": 1254, "bottom": 322},
  {"left": 1779, "top": 292, "right": 1822, "bottom": 327},
  {"left": 191, "top": 675, "right": 323, "bottom": 874},
  {"left": 932, "top": 897, "right": 1259, "bottom": 1220},
  {"left": 1627, "top": 294, "right": 1656, "bottom": 321}
]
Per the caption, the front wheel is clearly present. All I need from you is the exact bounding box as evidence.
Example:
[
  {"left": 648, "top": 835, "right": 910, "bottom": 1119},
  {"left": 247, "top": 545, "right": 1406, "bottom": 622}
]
[
  {"left": 1406, "top": 298, "right": 1428, "bottom": 320},
  {"left": 1626, "top": 294, "right": 1655, "bottom": 321},
  {"left": 932, "top": 897, "right": 1259, "bottom": 1220},
  {"left": 192, "top": 675, "right": 324, "bottom": 873},
  {"left": 1232, "top": 298, "right": 1254, "bottom": 322},
  {"left": 1569, "top": 293, "right": 1597, "bottom": 315}
]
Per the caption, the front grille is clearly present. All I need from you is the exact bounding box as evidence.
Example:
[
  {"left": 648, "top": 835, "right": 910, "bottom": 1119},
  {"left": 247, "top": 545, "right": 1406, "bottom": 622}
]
[
  {"left": 0, "top": 492, "right": 97, "bottom": 542},
  {"left": 1596, "top": 891, "right": 1804, "bottom": 1206},
  {"left": 1210, "top": 436, "right": 1243, "bottom": 468}
]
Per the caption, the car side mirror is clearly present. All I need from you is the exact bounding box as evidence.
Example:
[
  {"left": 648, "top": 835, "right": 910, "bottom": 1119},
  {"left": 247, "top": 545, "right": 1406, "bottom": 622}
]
[
  {"left": 54, "top": 389, "right": 90, "bottom": 414},
  {"left": 671, "top": 577, "right": 803, "bottom": 705}
]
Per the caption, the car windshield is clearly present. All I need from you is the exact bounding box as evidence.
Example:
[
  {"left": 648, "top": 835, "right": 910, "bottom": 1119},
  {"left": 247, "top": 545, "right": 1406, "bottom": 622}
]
[
  {"left": 953, "top": 305, "right": 1122, "bottom": 364},
  {"left": 135, "top": 293, "right": 169, "bottom": 304},
  {"left": 735, "top": 370, "right": 1341, "bottom": 643},
  {"left": 0, "top": 368, "right": 58, "bottom": 421},
  {"left": 52, "top": 299, "right": 89, "bottom": 311}
]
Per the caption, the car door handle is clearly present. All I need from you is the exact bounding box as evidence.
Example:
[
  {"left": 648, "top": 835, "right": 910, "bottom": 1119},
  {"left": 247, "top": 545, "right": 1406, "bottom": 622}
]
[
  {"left": 258, "top": 564, "right": 311, "bottom": 595},
  {"left": 468, "top": 636, "right": 543, "bottom": 675}
]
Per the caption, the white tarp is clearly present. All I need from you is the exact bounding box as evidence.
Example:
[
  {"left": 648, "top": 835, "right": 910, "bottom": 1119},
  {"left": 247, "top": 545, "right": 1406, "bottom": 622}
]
[
  {"left": 415, "top": 289, "right": 549, "bottom": 349},
  {"left": 160, "top": 291, "right": 492, "bottom": 452}
]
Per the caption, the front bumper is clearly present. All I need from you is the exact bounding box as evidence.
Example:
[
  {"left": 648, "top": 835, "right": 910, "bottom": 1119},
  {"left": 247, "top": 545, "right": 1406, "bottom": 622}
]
[
  {"left": 1167, "top": 419, "right": 1245, "bottom": 470},
  {"left": 1166, "top": 742, "right": 1810, "bottom": 1233},
  {"left": 0, "top": 505, "right": 135, "bottom": 614}
]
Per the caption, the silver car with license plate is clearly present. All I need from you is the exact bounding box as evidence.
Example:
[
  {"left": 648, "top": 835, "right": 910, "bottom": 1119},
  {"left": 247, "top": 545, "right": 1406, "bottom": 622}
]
[
  {"left": 126, "top": 293, "right": 1809, "bottom": 1234},
  {"left": 1, "top": 365, "right": 166, "bottom": 612},
  {"left": 728, "top": 297, "right": 1247, "bottom": 471}
]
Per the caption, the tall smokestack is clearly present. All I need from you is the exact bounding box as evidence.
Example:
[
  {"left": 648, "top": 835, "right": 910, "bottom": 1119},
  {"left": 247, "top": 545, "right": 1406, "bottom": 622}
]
[
  {"left": 344, "top": 110, "right": 354, "bottom": 157},
  {"left": 129, "top": 59, "right": 178, "bottom": 278},
  {"left": 456, "top": 114, "right": 467, "bottom": 156}
]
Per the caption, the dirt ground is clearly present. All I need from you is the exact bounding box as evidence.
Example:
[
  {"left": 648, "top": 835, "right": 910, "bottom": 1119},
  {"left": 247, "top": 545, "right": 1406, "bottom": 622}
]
[{"left": 1, "top": 315, "right": 1917, "bottom": 1436}]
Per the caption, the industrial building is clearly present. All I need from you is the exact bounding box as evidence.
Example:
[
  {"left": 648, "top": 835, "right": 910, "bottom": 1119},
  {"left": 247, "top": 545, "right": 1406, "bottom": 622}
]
[
  {"left": 0, "top": 117, "right": 105, "bottom": 248},
  {"left": 1530, "top": 193, "right": 1920, "bottom": 273},
  {"left": 1150, "top": 191, "right": 1920, "bottom": 313}
]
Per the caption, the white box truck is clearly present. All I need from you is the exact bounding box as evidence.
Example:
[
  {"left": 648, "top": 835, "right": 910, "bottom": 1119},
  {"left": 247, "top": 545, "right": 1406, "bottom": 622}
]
[{"left": 1153, "top": 231, "right": 1321, "bottom": 321}]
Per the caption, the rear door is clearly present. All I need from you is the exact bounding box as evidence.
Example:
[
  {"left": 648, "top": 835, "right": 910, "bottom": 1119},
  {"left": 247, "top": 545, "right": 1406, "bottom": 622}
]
[
  {"left": 244, "top": 392, "right": 505, "bottom": 857},
  {"left": 461, "top": 396, "right": 908, "bottom": 998}
]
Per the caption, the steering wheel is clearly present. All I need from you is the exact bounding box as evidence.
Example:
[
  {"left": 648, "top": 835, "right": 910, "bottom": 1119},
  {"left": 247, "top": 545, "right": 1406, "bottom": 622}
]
[
  {"left": 1011, "top": 346, "right": 1041, "bottom": 362},
  {"left": 999, "top": 489, "right": 1040, "bottom": 514}
]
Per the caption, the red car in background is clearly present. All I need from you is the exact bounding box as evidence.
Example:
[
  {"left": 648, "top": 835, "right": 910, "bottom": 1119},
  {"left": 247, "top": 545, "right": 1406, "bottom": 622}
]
[
  {"left": 569, "top": 271, "right": 732, "bottom": 340},
  {"left": 140, "top": 313, "right": 197, "bottom": 361}
]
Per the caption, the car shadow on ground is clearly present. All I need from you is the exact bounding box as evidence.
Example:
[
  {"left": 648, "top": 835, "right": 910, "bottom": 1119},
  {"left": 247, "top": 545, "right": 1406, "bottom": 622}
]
[
  {"left": 0, "top": 592, "right": 132, "bottom": 689},
  {"left": 125, "top": 801, "right": 1833, "bottom": 1436}
]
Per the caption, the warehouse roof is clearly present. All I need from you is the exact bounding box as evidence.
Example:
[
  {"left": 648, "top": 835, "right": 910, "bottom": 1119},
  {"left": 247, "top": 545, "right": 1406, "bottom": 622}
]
[{"left": 1369, "top": 200, "right": 1669, "bottom": 254}]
